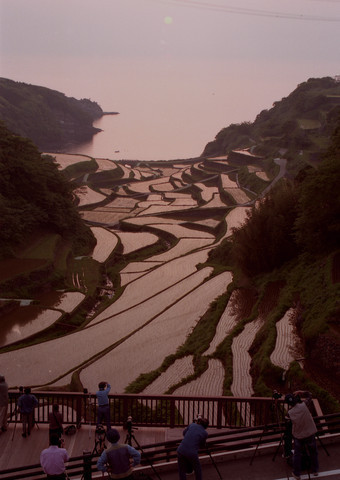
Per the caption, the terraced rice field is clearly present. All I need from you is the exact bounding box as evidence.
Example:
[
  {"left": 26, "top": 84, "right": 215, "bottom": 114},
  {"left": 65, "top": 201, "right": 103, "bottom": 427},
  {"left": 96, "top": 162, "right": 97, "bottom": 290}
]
[
  {"left": 1, "top": 310, "right": 61, "bottom": 347},
  {"left": 195, "top": 184, "right": 219, "bottom": 202},
  {"left": 76, "top": 186, "right": 107, "bottom": 206},
  {"left": 201, "top": 193, "right": 228, "bottom": 208},
  {"left": 142, "top": 357, "right": 195, "bottom": 394},
  {"left": 224, "top": 187, "right": 251, "bottom": 204},
  {"left": 46, "top": 153, "right": 91, "bottom": 169},
  {"left": 1, "top": 154, "right": 294, "bottom": 401},
  {"left": 80, "top": 271, "right": 231, "bottom": 392},
  {"left": 54, "top": 292, "right": 86, "bottom": 312},
  {"left": 114, "top": 231, "right": 158, "bottom": 254},
  {"left": 90, "top": 227, "right": 118, "bottom": 262},
  {"left": 231, "top": 319, "right": 263, "bottom": 397},
  {"left": 270, "top": 308, "right": 302, "bottom": 371}
]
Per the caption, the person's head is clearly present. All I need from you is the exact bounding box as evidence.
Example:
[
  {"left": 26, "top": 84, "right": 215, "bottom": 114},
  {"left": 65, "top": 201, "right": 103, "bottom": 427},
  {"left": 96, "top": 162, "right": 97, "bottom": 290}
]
[
  {"left": 197, "top": 417, "right": 209, "bottom": 429},
  {"left": 106, "top": 428, "right": 120, "bottom": 444},
  {"left": 285, "top": 393, "right": 301, "bottom": 407},
  {"left": 98, "top": 382, "right": 106, "bottom": 390},
  {"left": 53, "top": 404, "right": 59, "bottom": 412},
  {"left": 24, "top": 387, "right": 31, "bottom": 395},
  {"left": 50, "top": 434, "right": 60, "bottom": 446},
  {"left": 0, "top": 375, "right": 5, "bottom": 383}
]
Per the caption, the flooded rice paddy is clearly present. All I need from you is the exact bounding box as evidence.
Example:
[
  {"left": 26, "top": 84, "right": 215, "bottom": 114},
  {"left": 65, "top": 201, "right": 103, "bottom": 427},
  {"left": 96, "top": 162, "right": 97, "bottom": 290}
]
[{"left": 0, "top": 153, "right": 300, "bottom": 398}]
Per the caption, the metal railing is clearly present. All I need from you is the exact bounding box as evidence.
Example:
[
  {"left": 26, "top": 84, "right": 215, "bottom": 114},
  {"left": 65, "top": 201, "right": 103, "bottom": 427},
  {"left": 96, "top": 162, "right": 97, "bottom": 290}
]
[{"left": 8, "top": 390, "right": 293, "bottom": 429}]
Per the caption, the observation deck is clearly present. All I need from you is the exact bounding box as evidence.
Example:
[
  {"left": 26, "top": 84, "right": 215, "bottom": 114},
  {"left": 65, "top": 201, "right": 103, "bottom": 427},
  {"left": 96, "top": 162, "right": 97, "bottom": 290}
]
[{"left": 1, "top": 391, "right": 339, "bottom": 480}]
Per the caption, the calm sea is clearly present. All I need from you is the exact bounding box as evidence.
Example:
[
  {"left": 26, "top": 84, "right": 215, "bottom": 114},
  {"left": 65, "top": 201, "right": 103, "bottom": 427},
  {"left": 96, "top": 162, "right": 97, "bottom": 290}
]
[{"left": 3, "top": 56, "right": 335, "bottom": 161}]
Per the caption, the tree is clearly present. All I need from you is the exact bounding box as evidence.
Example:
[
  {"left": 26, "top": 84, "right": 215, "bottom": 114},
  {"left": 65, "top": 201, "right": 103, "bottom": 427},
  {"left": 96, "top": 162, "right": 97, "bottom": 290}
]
[
  {"left": 0, "top": 122, "right": 95, "bottom": 257},
  {"left": 294, "top": 120, "right": 340, "bottom": 254}
]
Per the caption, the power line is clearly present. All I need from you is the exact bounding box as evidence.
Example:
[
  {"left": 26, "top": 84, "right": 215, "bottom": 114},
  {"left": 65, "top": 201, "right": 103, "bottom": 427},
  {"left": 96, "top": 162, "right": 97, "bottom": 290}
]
[{"left": 154, "top": 0, "right": 340, "bottom": 22}]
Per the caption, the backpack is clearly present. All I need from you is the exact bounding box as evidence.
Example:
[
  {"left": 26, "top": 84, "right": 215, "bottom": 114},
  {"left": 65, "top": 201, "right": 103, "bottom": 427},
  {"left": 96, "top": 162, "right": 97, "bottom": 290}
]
[{"left": 64, "top": 424, "right": 77, "bottom": 435}]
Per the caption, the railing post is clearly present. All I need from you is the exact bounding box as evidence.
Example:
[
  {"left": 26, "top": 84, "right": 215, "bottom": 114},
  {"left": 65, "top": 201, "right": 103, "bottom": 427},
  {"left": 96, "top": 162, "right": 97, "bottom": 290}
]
[
  {"left": 170, "top": 397, "right": 175, "bottom": 428},
  {"left": 76, "top": 394, "right": 83, "bottom": 428},
  {"left": 83, "top": 451, "right": 92, "bottom": 480},
  {"left": 123, "top": 396, "right": 129, "bottom": 425},
  {"left": 217, "top": 398, "right": 222, "bottom": 428}
]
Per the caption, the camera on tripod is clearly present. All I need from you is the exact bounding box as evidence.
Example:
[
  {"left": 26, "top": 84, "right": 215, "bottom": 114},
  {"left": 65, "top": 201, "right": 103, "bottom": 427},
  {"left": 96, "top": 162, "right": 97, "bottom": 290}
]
[
  {"left": 272, "top": 390, "right": 282, "bottom": 400},
  {"left": 95, "top": 424, "right": 106, "bottom": 440},
  {"left": 126, "top": 416, "right": 138, "bottom": 435}
]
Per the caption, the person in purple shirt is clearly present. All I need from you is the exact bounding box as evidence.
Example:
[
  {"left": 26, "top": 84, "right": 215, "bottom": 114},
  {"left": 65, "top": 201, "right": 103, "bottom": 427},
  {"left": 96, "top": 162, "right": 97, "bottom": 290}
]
[
  {"left": 177, "top": 416, "right": 209, "bottom": 480},
  {"left": 96, "top": 381, "right": 111, "bottom": 430}
]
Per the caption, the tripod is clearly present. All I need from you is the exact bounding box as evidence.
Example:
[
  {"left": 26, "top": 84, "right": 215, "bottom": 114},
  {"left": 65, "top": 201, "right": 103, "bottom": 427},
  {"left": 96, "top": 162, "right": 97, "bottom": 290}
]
[
  {"left": 92, "top": 424, "right": 107, "bottom": 455},
  {"left": 206, "top": 445, "right": 223, "bottom": 480},
  {"left": 250, "top": 393, "right": 288, "bottom": 470},
  {"left": 124, "top": 417, "right": 162, "bottom": 480}
]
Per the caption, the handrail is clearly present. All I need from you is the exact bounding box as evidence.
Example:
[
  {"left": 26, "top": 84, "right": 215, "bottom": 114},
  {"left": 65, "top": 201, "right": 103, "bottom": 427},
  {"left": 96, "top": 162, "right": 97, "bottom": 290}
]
[
  {"left": 8, "top": 390, "right": 295, "bottom": 429},
  {"left": 1, "top": 413, "right": 339, "bottom": 480}
]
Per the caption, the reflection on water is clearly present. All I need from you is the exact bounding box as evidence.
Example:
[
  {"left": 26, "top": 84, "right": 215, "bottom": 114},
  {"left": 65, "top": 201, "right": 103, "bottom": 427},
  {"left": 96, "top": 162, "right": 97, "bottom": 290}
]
[
  {"left": 0, "top": 292, "right": 85, "bottom": 347},
  {"left": 53, "top": 292, "right": 85, "bottom": 312},
  {"left": 0, "top": 306, "right": 61, "bottom": 347}
]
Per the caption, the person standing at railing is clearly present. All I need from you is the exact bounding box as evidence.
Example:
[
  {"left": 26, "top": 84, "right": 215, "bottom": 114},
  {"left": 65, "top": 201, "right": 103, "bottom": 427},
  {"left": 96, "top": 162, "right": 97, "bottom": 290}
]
[
  {"left": 0, "top": 375, "right": 9, "bottom": 433},
  {"left": 49, "top": 404, "right": 64, "bottom": 444},
  {"left": 285, "top": 390, "right": 319, "bottom": 480},
  {"left": 96, "top": 381, "right": 111, "bottom": 431},
  {"left": 17, "top": 387, "right": 38, "bottom": 438},
  {"left": 177, "top": 416, "right": 209, "bottom": 480},
  {"left": 40, "top": 434, "right": 69, "bottom": 480}
]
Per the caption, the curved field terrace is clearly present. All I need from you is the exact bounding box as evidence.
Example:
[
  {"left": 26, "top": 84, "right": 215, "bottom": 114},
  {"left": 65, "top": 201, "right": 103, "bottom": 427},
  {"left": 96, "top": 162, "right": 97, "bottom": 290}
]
[{"left": 0, "top": 154, "right": 300, "bottom": 402}]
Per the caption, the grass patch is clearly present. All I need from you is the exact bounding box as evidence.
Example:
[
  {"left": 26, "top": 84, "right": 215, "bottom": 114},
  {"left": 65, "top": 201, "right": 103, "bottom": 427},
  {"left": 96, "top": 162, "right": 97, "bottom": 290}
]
[
  {"left": 17, "top": 233, "right": 61, "bottom": 260},
  {"left": 61, "top": 158, "right": 98, "bottom": 180}
]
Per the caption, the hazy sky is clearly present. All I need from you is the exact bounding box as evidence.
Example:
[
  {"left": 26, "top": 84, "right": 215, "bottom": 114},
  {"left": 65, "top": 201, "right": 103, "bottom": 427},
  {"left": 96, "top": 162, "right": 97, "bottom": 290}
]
[
  {"left": 1, "top": 0, "right": 339, "bottom": 61},
  {"left": 1, "top": 0, "right": 339, "bottom": 159}
]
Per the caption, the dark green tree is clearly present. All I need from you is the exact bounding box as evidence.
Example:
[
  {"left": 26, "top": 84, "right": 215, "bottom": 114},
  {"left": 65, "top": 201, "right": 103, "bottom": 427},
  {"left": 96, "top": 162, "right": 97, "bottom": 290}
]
[
  {"left": 294, "top": 120, "right": 340, "bottom": 254},
  {"left": 0, "top": 122, "right": 95, "bottom": 257},
  {"left": 230, "top": 182, "right": 299, "bottom": 277}
]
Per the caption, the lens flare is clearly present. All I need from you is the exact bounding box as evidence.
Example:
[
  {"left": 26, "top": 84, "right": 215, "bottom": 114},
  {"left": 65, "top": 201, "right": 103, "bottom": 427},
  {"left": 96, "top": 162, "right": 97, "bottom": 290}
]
[{"left": 164, "top": 16, "right": 173, "bottom": 25}]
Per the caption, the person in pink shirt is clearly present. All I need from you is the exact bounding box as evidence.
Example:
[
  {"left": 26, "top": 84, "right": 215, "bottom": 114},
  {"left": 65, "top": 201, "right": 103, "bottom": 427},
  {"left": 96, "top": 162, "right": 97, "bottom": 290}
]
[{"left": 40, "top": 434, "right": 69, "bottom": 480}]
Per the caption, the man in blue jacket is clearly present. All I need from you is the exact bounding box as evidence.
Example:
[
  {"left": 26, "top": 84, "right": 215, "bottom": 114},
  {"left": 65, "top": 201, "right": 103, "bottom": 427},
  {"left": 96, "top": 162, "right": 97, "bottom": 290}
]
[
  {"left": 97, "top": 428, "right": 141, "bottom": 479},
  {"left": 96, "top": 381, "right": 111, "bottom": 430},
  {"left": 17, "top": 387, "right": 38, "bottom": 437},
  {"left": 177, "top": 416, "right": 209, "bottom": 480}
]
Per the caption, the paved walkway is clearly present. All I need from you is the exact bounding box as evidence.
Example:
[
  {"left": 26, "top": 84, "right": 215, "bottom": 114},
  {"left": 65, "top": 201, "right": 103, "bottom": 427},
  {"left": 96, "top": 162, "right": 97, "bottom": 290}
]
[{"left": 1, "top": 423, "right": 340, "bottom": 480}]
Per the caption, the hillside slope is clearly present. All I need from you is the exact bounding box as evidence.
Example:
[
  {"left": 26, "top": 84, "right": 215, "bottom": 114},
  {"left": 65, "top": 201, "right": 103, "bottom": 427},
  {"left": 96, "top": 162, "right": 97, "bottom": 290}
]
[
  {"left": 202, "top": 76, "right": 340, "bottom": 176},
  {"left": 0, "top": 78, "right": 106, "bottom": 150},
  {"left": 0, "top": 123, "right": 96, "bottom": 300}
]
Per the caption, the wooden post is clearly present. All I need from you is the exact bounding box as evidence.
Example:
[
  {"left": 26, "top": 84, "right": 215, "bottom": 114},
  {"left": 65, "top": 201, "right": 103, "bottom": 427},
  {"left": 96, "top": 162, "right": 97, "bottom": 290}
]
[{"left": 82, "top": 451, "right": 92, "bottom": 480}]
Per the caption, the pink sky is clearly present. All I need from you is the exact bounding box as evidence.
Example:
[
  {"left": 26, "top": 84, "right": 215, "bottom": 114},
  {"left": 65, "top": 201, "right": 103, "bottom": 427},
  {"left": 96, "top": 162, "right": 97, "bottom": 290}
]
[{"left": 1, "top": 0, "right": 339, "bottom": 159}]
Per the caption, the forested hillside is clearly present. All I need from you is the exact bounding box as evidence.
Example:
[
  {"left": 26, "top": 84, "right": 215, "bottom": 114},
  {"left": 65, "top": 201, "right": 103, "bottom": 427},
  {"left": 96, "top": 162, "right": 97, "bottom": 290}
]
[
  {"left": 203, "top": 76, "right": 340, "bottom": 176},
  {"left": 0, "top": 122, "right": 96, "bottom": 280},
  {"left": 0, "top": 78, "right": 105, "bottom": 150},
  {"left": 207, "top": 118, "right": 340, "bottom": 404}
]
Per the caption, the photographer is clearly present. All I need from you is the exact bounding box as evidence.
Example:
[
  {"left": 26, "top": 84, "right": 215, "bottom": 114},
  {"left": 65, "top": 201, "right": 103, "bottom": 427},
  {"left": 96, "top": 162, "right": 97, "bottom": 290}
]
[
  {"left": 17, "top": 387, "right": 38, "bottom": 438},
  {"left": 48, "top": 404, "right": 64, "bottom": 444},
  {"left": 96, "top": 381, "right": 111, "bottom": 431},
  {"left": 177, "top": 416, "right": 209, "bottom": 480},
  {"left": 0, "top": 375, "right": 8, "bottom": 433},
  {"left": 285, "top": 390, "right": 319, "bottom": 479},
  {"left": 97, "top": 428, "right": 140, "bottom": 479},
  {"left": 40, "top": 434, "right": 69, "bottom": 479}
]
